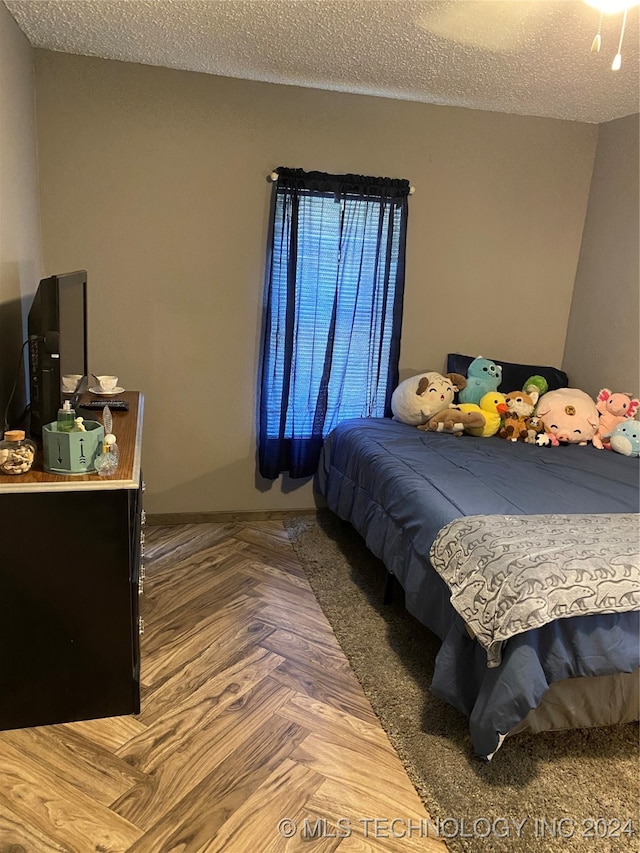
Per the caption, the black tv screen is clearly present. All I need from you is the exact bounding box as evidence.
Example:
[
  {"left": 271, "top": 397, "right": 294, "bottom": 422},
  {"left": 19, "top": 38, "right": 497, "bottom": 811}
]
[{"left": 28, "top": 270, "right": 88, "bottom": 436}]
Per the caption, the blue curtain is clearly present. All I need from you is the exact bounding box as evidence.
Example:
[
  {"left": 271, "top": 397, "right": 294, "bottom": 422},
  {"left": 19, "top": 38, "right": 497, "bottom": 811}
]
[{"left": 258, "top": 167, "right": 410, "bottom": 480}]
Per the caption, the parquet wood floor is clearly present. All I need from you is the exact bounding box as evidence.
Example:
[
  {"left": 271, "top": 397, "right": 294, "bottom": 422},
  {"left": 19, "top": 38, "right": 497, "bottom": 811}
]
[{"left": 0, "top": 520, "right": 447, "bottom": 853}]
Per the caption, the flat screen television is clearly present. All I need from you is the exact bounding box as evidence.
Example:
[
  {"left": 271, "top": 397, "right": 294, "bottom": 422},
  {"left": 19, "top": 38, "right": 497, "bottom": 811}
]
[{"left": 27, "top": 270, "right": 88, "bottom": 437}]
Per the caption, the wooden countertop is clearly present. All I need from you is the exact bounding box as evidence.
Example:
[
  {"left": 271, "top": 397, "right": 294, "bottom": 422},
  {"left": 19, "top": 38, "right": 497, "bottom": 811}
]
[{"left": 0, "top": 391, "right": 143, "bottom": 494}]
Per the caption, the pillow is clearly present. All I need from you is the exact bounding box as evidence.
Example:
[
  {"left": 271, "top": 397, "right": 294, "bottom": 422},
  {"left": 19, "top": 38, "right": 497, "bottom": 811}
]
[{"left": 446, "top": 353, "right": 569, "bottom": 394}]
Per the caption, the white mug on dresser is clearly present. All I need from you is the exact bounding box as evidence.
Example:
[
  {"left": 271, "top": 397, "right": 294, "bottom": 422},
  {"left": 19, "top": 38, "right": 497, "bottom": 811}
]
[
  {"left": 96, "top": 375, "right": 118, "bottom": 392},
  {"left": 61, "top": 374, "right": 83, "bottom": 394}
]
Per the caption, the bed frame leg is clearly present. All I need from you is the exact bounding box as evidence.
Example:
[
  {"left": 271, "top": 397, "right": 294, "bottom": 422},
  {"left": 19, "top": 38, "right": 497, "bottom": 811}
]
[{"left": 383, "top": 572, "right": 394, "bottom": 605}]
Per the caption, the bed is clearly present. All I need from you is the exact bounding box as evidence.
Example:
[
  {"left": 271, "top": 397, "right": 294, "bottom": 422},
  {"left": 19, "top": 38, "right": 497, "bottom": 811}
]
[{"left": 315, "top": 415, "right": 640, "bottom": 760}]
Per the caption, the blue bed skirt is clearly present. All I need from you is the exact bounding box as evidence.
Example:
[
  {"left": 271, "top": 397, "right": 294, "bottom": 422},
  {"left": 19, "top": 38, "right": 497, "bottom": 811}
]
[{"left": 315, "top": 417, "right": 640, "bottom": 759}]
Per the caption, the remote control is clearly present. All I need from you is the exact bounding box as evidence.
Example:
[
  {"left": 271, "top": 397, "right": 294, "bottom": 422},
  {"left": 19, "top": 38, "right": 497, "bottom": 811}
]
[{"left": 80, "top": 400, "right": 129, "bottom": 411}]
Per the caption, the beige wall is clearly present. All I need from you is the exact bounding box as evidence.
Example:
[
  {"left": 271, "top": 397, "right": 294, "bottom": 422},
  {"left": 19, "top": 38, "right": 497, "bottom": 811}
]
[
  {"left": 33, "top": 51, "right": 598, "bottom": 514},
  {"left": 563, "top": 113, "right": 639, "bottom": 398},
  {"left": 0, "top": 4, "right": 42, "bottom": 425}
]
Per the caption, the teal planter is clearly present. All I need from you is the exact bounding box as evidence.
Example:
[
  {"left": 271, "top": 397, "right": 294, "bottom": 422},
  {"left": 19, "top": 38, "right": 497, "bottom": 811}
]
[{"left": 42, "top": 420, "right": 105, "bottom": 474}]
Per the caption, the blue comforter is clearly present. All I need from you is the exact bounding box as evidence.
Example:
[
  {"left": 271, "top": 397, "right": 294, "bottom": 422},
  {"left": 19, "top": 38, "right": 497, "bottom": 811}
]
[{"left": 315, "top": 417, "right": 640, "bottom": 758}]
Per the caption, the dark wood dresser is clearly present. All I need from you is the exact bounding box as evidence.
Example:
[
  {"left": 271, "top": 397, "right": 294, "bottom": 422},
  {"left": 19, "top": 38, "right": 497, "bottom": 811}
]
[{"left": 0, "top": 391, "right": 144, "bottom": 730}]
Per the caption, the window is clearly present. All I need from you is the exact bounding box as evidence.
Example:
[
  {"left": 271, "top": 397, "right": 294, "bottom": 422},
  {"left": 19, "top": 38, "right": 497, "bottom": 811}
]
[{"left": 258, "top": 168, "right": 410, "bottom": 480}]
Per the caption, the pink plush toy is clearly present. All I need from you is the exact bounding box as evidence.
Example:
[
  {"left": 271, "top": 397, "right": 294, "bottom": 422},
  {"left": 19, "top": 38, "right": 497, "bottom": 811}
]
[
  {"left": 535, "top": 388, "right": 600, "bottom": 446},
  {"left": 592, "top": 388, "right": 640, "bottom": 450}
]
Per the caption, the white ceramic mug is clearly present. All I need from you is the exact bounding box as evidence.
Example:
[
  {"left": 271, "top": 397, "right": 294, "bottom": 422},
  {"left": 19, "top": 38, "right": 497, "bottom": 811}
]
[
  {"left": 62, "top": 374, "right": 83, "bottom": 393},
  {"left": 96, "top": 375, "right": 118, "bottom": 392}
]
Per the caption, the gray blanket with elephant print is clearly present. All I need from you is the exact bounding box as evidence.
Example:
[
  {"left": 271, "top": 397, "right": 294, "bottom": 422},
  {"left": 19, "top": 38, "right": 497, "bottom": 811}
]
[{"left": 430, "top": 513, "right": 640, "bottom": 667}]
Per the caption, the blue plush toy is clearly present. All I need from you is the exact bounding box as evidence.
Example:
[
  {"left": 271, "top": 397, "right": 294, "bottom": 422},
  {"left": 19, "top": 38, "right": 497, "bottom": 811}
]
[
  {"left": 458, "top": 356, "right": 503, "bottom": 405},
  {"left": 609, "top": 420, "right": 640, "bottom": 457}
]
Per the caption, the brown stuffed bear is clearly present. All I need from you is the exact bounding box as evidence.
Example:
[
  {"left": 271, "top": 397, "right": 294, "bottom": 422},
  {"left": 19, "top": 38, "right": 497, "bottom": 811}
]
[
  {"left": 419, "top": 406, "right": 486, "bottom": 437},
  {"left": 524, "top": 415, "right": 546, "bottom": 444},
  {"left": 498, "top": 414, "right": 530, "bottom": 442}
]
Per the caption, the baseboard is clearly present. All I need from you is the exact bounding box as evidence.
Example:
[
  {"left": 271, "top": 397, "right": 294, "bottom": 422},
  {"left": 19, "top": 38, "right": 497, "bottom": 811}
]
[{"left": 146, "top": 508, "right": 321, "bottom": 526}]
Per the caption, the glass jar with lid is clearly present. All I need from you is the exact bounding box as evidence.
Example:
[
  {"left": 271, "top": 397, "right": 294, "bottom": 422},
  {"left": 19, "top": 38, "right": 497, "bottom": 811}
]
[{"left": 0, "top": 430, "right": 37, "bottom": 475}]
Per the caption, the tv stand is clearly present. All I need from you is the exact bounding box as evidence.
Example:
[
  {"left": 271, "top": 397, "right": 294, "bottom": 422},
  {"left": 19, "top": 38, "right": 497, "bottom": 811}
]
[{"left": 0, "top": 392, "right": 144, "bottom": 730}]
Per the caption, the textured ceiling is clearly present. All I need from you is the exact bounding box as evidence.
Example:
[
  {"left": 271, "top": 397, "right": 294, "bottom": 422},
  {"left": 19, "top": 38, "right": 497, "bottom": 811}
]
[{"left": 5, "top": 0, "right": 640, "bottom": 123}]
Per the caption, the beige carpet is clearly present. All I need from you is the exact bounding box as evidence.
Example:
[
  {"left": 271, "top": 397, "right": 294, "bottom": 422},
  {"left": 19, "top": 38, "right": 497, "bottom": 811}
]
[{"left": 284, "top": 511, "right": 640, "bottom": 853}]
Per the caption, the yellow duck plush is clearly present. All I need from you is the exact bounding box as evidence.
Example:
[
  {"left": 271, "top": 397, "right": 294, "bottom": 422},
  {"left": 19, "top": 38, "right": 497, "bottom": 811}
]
[{"left": 458, "top": 391, "right": 509, "bottom": 437}]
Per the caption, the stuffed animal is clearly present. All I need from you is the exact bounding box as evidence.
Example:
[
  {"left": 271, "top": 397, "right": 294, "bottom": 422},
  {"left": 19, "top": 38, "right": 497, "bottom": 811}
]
[
  {"left": 497, "top": 389, "right": 539, "bottom": 441},
  {"left": 458, "top": 357, "right": 502, "bottom": 405},
  {"left": 504, "top": 389, "right": 539, "bottom": 417},
  {"left": 458, "top": 391, "right": 508, "bottom": 437},
  {"left": 498, "top": 415, "right": 529, "bottom": 442},
  {"left": 391, "top": 371, "right": 467, "bottom": 426},
  {"left": 419, "top": 406, "right": 486, "bottom": 437},
  {"left": 609, "top": 420, "right": 640, "bottom": 457},
  {"left": 592, "top": 388, "right": 640, "bottom": 450},
  {"left": 535, "top": 388, "right": 600, "bottom": 446},
  {"left": 523, "top": 415, "right": 546, "bottom": 444},
  {"left": 523, "top": 375, "right": 548, "bottom": 399}
]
